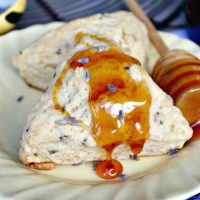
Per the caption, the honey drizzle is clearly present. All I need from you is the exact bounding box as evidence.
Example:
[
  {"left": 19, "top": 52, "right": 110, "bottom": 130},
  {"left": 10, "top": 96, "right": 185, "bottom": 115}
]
[
  {"left": 52, "top": 33, "right": 118, "bottom": 117},
  {"left": 52, "top": 33, "right": 151, "bottom": 172}
]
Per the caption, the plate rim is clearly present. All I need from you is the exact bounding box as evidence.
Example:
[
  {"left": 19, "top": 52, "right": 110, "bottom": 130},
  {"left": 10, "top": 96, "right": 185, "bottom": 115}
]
[{"left": 0, "top": 22, "right": 200, "bottom": 200}]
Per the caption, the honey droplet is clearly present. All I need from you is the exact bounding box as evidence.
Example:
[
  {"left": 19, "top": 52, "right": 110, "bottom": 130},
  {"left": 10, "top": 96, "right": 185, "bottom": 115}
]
[{"left": 95, "top": 160, "right": 123, "bottom": 179}]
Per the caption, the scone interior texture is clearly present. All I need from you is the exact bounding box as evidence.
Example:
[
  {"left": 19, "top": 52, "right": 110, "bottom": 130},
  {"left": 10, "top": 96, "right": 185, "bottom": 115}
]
[
  {"left": 19, "top": 34, "right": 192, "bottom": 169},
  {"left": 13, "top": 11, "right": 150, "bottom": 91}
]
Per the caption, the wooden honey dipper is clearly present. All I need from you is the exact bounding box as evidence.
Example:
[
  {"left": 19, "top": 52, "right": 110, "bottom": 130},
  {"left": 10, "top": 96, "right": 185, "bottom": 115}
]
[{"left": 124, "top": 0, "right": 200, "bottom": 139}]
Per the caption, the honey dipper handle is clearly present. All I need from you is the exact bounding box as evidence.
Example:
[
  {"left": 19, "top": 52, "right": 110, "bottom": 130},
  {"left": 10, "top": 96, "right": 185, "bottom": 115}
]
[{"left": 124, "top": 0, "right": 169, "bottom": 55}]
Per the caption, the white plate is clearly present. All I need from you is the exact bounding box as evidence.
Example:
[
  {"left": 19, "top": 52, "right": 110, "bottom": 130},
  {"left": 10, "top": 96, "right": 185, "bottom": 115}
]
[{"left": 0, "top": 22, "right": 200, "bottom": 200}]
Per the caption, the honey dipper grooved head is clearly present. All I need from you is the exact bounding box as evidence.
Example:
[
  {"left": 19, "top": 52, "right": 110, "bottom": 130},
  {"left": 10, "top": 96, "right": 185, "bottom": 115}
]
[{"left": 152, "top": 49, "right": 200, "bottom": 125}]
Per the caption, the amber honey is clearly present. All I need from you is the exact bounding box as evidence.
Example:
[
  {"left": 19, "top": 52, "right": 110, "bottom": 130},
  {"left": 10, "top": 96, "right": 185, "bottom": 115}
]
[{"left": 52, "top": 33, "right": 151, "bottom": 179}]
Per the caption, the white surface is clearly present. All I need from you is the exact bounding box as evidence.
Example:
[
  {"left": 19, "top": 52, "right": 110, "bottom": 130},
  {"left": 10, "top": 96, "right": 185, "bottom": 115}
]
[{"left": 0, "top": 22, "right": 200, "bottom": 200}]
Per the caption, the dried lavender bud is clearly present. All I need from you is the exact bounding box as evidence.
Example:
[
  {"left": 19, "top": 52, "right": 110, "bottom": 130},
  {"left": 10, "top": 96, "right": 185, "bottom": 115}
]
[
  {"left": 129, "top": 154, "right": 139, "bottom": 161},
  {"left": 119, "top": 110, "right": 124, "bottom": 123},
  {"left": 98, "top": 44, "right": 107, "bottom": 52},
  {"left": 119, "top": 173, "right": 128, "bottom": 179},
  {"left": 108, "top": 84, "right": 116, "bottom": 92},
  {"left": 64, "top": 116, "right": 76, "bottom": 121},
  {"left": 168, "top": 149, "right": 179, "bottom": 156},
  {"left": 72, "top": 162, "right": 83, "bottom": 166},
  {"left": 92, "top": 162, "right": 97, "bottom": 170},
  {"left": 59, "top": 135, "right": 69, "bottom": 141},
  {"left": 16, "top": 96, "right": 23, "bottom": 102},
  {"left": 48, "top": 150, "right": 58, "bottom": 155},
  {"left": 85, "top": 70, "right": 90, "bottom": 82},
  {"left": 82, "top": 138, "right": 87, "bottom": 146},
  {"left": 77, "top": 57, "right": 89, "bottom": 63},
  {"left": 159, "top": 120, "right": 163, "bottom": 125},
  {"left": 56, "top": 48, "right": 61, "bottom": 55}
]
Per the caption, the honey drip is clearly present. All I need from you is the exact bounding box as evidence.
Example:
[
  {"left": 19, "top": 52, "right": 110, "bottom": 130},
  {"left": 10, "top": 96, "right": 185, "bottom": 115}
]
[{"left": 52, "top": 33, "right": 151, "bottom": 179}]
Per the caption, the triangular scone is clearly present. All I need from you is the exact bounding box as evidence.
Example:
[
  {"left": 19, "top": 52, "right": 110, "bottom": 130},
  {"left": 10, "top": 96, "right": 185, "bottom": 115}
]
[
  {"left": 19, "top": 34, "right": 192, "bottom": 170},
  {"left": 13, "top": 11, "right": 150, "bottom": 91}
]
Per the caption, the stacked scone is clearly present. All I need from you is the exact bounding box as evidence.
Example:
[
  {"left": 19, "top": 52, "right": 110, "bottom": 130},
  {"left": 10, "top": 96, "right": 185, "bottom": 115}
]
[{"left": 13, "top": 11, "right": 150, "bottom": 91}]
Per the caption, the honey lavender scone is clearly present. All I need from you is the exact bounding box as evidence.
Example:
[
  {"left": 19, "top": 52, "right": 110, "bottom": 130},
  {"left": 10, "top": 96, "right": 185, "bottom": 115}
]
[
  {"left": 19, "top": 34, "right": 192, "bottom": 171},
  {"left": 13, "top": 11, "right": 150, "bottom": 91}
]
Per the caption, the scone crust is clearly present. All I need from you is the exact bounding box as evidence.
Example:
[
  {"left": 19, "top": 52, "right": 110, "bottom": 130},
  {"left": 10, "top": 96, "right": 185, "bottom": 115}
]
[{"left": 26, "top": 162, "right": 55, "bottom": 170}]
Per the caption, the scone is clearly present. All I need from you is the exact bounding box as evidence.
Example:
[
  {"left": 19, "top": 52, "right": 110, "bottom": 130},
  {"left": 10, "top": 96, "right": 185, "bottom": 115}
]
[
  {"left": 19, "top": 33, "right": 192, "bottom": 170},
  {"left": 13, "top": 11, "right": 150, "bottom": 91}
]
